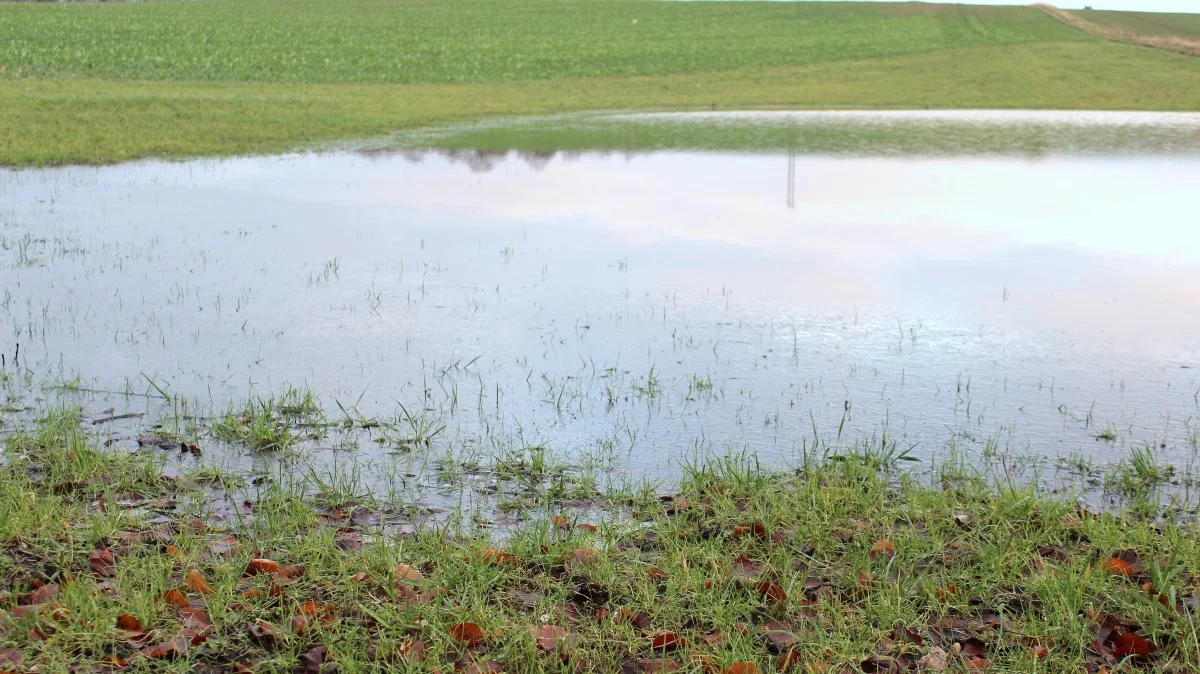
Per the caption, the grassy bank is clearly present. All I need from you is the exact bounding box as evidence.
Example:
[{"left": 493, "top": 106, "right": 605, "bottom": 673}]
[
  {"left": 1, "top": 0, "right": 1199, "bottom": 167},
  {"left": 5, "top": 41, "right": 1200, "bottom": 167},
  {"left": 3, "top": 411, "right": 1200, "bottom": 672}
]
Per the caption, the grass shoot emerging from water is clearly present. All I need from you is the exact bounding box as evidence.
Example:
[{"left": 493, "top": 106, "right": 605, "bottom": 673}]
[{"left": 4, "top": 412, "right": 1200, "bottom": 672}]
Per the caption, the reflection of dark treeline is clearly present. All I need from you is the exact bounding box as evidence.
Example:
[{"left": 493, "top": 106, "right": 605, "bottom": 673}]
[{"left": 357, "top": 148, "right": 640, "bottom": 173}]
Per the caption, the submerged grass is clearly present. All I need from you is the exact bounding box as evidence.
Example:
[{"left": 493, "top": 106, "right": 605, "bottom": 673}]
[
  {"left": 5, "top": 411, "right": 1200, "bottom": 672},
  {"left": 211, "top": 389, "right": 325, "bottom": 454},
  {"left": 0, "top": 0, "right": 1198, "bottom": 166}
]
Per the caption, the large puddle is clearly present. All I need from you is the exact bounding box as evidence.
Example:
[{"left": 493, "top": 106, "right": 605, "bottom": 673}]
[{"left": 2, "top": 110, "right": 1199, "bottom": 505}]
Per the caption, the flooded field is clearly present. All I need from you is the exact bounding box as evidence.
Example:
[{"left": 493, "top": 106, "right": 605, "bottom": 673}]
[{"left": 2, "top": 110, "right": 1199, "bottom": 514}]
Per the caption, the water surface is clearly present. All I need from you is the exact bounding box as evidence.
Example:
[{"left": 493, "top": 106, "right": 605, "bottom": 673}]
[{"left": 2, "top": 110, "right": 1199, "bottom": 500}]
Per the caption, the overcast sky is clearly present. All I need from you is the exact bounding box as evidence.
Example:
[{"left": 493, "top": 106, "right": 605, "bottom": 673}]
[{"left": 800, "top": 0, "right": 1199, "bottom": 12}]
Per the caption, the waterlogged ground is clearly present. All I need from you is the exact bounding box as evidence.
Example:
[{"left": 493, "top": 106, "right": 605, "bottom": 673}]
[{"left": 1, "top": 110, "right": 1199, "bottom": 515}]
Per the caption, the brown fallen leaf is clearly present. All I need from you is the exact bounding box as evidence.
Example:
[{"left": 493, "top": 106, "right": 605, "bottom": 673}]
[
  {"left": 1111, "top": 632, "right": 1156, "bottom": 658},
  {"left": 299, "top": 645, "right": 328, "bottom": 674},
  {"left": 1037, "top": 545, "right": 1069, "bottom": 562},
  {"left": 274, "top": 564, "right": 305, "bottom": 581},
  {"left": 334, "top": 530, "right": 363, "bottom": 551},
  {"left": 178, "top": 607, "right": 213, "bottom": 645},
  {"left": 576, "top": 523, "right": 598, "bottom": 533},
  {"left": 246, "top": 558, "right": 281, "bottom": 576},
  {"left": 248, "top": 620, "right": 282, "bottom": 649},
  {"left": 291, "top": 613, "right": 309, "bottom": 635},
  {"left": 569, "top": 548, "right": 601, "bottom": 565},
  {"left": 1101, "top": 557, "right": 1135, "bottom": 578},
  {"left": 121, "top": 630, "right": 157, "bottom": 650},
  {"left": 662, "top": 494, "right": 688, "bottom": 515},
  {"left": 89, "top": 548, "right": 116, "bottom": 577},
  {"left": 30, "top": 584, "right": 59, "bottom": 604},
  {"left": 140, "top": 634, "right": 189, "bottom": 659},
  {"left": 755, "top": 581, "right": 787, "bottom": 603},
  {"left": 394, "top": 563, "right": 423, "bottom": 581},
  {"left": 480, "top": 548, "right": 517, "bottom": 566},
  {"left": 935, "top": 585, "right": 958, "bottom": 602},
  {"left": 617, "top": 608, "right": 653, "bottom": 630},
  {"left": 449, "top": 622, "right": 486, "bottom": 648},
  {"left": 732, "top": 523, "right": 769, "bottom": 542},
  {"left": 869, "top": 539, "right": 896, "bottom": 559},
  {"left": 183, "top": 568, "right": 214, "bottom": 595},
  {"left": 208, "top": 534, "right": 239, "bottom": 557},
  {"left": 11, "top": 603, "right": 59, "bottom": 620},
  {"left": 963, "top": 658, "right": 992, "bottom": 670},
  {"left": 161, "top": 589, "right": 191, "bottom": 609},
  {"left": 860, "top": 656, "right": 902, "bottom": 673},
  {"left": 553, "top": 515, "right": 572, "bottom": 531},
  {"left": 400, "top": 638, "right": 426, "bottom": 663},
  {"left": 392, "top": 582, "right": 437, "bottom": 606},
  {"left": 530, "top": 624, "right": 575, "bottom": 651},
  {"left": 760, "top": 620, "right": 797, "bottom": 653},
  {"left": 732, "top": 556, "right": 763, "bottom": 580},
  {"left": 723, "top": 663, "right": 759, "bottom": 674},
  {"left": 650, "top": 632, "right": 687, "bottom": 651},
  {"left": 293, "top": 601, "right": 333, "bottom": 634},
  {"left": 890, "top": 623, "right": 924, "bottom": 646},
  {"left": 116, "top": 613, "right": 144, "bottom": 632},
  {"left": 958, "top": 637, "right": 988, "bottom": 658},
  {"left": 298, "top": 601, "right": 327, "bottom": 618},
  {"left": 775, "top": 650, "right": 804, "bottom": 671},
  {"left": 0, "top": 648, "right": 23, "bottom": 670},
  {"left": 917, "top": 647, "right": 949, "bottom": 672}
]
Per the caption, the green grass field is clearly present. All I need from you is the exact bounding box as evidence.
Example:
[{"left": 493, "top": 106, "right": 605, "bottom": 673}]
[
  {"left": 1069, "top": 9, "right": 1200, "bottom": 39},
  {"left": 0, "top": 0, "right": 1089, "bottom": 83},
  {"left": 5, "top": 411, "right": 1200, "bottom": 673},
  {"left": 0, "top": 0, "right": 1199, "bottom": 166}
]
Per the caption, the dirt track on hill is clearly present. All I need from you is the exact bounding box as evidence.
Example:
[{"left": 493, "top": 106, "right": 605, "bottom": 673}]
[{"left": 1036, "top": 4, "right": 1200, "bottom": 57}]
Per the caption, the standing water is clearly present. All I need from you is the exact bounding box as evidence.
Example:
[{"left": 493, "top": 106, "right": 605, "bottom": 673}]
[{"left": 1, "top": 110, "right": 1199, "bottom": 505}]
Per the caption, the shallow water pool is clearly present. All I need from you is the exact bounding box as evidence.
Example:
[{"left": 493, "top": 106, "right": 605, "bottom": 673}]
[{"left": 2, "top": 110, "right": 1198, "bottom": 500}]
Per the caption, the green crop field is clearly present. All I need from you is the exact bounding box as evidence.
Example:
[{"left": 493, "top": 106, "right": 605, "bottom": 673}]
[
  {"left": 1069, "top": 9, "right": 1200, "bottom": 39},
  {"left": 0, "top": 0, "right": 1198, "bottom": 166},
  {"left": 0, "top": 0, "right": 1089, "bottom": 83}
]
